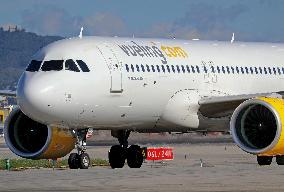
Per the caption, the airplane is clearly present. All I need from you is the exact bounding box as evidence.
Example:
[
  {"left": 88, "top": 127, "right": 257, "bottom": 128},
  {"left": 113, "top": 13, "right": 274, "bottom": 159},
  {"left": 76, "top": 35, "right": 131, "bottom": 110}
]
[{"left": 3, "top": 35, "right": 284, "bottom": 169}]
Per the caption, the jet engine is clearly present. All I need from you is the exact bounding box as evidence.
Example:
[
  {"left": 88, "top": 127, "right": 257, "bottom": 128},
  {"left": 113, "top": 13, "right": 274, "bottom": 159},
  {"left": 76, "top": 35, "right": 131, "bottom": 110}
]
[
  {"left": 4, "top": 108, "right": 76, "bottom": 159},
  {"left": 230, "top": 97, "right": 284, "bottom": 156}
]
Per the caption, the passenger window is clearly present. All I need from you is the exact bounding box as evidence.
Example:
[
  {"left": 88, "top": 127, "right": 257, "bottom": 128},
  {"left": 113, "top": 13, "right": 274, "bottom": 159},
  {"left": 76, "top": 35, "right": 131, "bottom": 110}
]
[
  {"left": 166, "top": 65, "right": 171, "bottom": 73},
  {"left": 151, "top": 65, "right": 155, "bottom": 72},
  {"left": 161, "top": 65, "right": 166, "bottom": 73},
  {"left": 191, "top": 66, "right": 195, "bottom": 73},
  {"left": 65, "top": 59, "right": 80, "bottom": 72},
  {"left": 181, "top": 65, "right": 185, "bottom": 73},
  {"left": 125, "top": 64, "right": 129, "bottom": 72},
  {"left": 176, "top": 65, "right": 180, "bottom": 73},
  {"left": 245, "top": 67, "right": 249, "bottom": 74},
  {"left": 141, "top": 64, "right": 145, "bottom": 72},
  {"left": 240, "top": 67, "right": 244, "bottom": 74},
  {"left": 236, "top": 66, "right": 239, "bottom": 74},
  {"left": 196, "top": 66, "right": 200, "bottom": 73},
  {"left": 222, "top": 66, "right": 225, "bottom": 74},
  {"left": 76, "top": 60, "right": 90, "bottom": 72},
  {"left": 268, "top": 67, "right": 272, "bottom": 74},
  {"left": 226, "top": 66, "right": 230, "bottom": 74},
  {"left": 211, "top": 66, "right": 215, "bottom": 73},
  {"left": 273, "top": 67, "right": 276, "bottom": 75},
  {"left": 231, "top": 66, "right": 234, "bottom": 74},
  {"left": 186, "top": 65, "right": 190, "bottom": 73},
  {"left": 258, "top": 67, "right": 262, "bottom": 74},
  {"left": 249, "top": 67, "right": 253, "bottom": 74},
  {"left": 41, "top": 60, "right": 63, "bottom": 71},
  {"left": 216, "top": 66, "right": 221, "bottom": 73},
  {"left": 136, "top": 64, "right": 140, "bottom": 72},
  {"left": 254, "top": 67, "right": 258, "bottom": 74},
  {"left": 277, "top": 67, "right": 281, "bottom": 75},
  {"left": 26, "top": 60, "right": 42, "bottom": 72},
  {"left": 131, "top": 64, "right": 135, "bottom": 72},
  {"left": 146, "top": 65, "right": 150, "bottom": 72},
  {"left": 203, "top": 66, "right": 208, "bottom": 73},
  {"left": 171, "top": 65, "right": 175, "bottom": 73},
  {"left": 156, "top": 65, "right": 160, "bottom": 72},
  {"left": 264, "top": 67, "right": 267, "bottom": 74}
]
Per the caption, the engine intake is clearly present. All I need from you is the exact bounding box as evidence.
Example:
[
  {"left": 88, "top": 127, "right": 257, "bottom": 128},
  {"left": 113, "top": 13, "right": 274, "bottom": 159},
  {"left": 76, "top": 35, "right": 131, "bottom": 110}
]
[
  {"left": 230, "top": 97, "right": 284, "bottom": 156},
  {"left": 4, "top": 108, "right": 76, "bottom": 159}
]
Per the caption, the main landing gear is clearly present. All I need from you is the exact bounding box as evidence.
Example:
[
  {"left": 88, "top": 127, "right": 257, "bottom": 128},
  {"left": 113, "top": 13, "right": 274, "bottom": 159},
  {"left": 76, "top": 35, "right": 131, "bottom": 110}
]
[
  {"left": 257, "top": 155, "right": 284, "bottom": 166},
  {"left": 68, "top": 129, "right": 91, "bottom": 169},
  {"left": 109, "top": 130, "right": 144, "bottom": 169}
]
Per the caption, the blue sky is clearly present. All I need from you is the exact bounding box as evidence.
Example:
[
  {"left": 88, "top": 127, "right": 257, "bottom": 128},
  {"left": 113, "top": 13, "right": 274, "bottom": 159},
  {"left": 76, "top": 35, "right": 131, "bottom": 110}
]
[{"left": 0, "top": 0, "right": 284, "bottom": 42}]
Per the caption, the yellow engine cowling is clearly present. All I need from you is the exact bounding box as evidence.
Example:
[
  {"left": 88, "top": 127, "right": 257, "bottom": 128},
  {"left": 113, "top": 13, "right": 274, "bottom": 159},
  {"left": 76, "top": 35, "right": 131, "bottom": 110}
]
[
  {"left": 37, "top": 127, "right": 76, "bottom": 159},
  {"left": 4, "top": 108, "right": 76, "bottom": 159},
  {"left": 230, "top": 97, "right": 284, "bottom": 156}
]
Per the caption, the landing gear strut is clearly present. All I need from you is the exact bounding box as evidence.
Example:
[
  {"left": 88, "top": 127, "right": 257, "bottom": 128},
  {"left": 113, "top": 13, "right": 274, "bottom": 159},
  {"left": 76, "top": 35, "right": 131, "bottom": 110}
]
[
  {"left": 109, "top": 130, "right": 143, "bottom": 169},
  {"left": 68, "top": 129, "right": 91, "bottom": 169}
]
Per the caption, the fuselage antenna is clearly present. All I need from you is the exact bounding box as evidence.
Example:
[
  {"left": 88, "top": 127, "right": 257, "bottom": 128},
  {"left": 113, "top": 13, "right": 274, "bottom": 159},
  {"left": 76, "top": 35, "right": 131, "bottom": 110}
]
[
  {"left": 231, "top": 33, "right": 235, "bottom": 44},
  {"left": 79, "top": 27, "right": 84, "bottom": 39}
]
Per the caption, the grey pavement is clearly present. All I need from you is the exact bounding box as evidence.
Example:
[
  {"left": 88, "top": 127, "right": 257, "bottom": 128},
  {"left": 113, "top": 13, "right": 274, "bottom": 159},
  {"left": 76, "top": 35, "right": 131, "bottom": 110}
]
[{"left": 0, "top": 144, "right": 283, "bottom": 192}]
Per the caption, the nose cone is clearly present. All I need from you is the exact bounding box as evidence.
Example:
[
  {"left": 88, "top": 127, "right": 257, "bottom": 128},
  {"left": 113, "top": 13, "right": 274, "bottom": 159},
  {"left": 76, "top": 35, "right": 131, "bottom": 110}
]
[{"left": 17, "top": 72, "right": 55, "bottom": 123}]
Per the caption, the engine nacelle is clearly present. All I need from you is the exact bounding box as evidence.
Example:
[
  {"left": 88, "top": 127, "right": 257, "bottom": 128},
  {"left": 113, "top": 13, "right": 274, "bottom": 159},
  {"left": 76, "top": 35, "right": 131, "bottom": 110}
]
[
  {"left": 4, "top": 108, "right": 76, "bottom": 159},
  {"left": 230, "top": 97, "right": 284, "bottom": 156}
]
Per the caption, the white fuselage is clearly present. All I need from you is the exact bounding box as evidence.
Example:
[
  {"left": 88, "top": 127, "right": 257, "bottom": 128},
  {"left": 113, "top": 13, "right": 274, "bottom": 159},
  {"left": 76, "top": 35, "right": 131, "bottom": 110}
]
[{"left": 16, "top": 36, "right": 284, "bottom": 132}]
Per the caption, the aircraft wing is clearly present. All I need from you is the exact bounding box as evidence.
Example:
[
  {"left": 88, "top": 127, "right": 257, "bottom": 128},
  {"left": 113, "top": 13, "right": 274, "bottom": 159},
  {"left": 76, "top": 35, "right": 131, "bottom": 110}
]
[{"left": 198, "top": 92, "right": 284, "bottom": 118}]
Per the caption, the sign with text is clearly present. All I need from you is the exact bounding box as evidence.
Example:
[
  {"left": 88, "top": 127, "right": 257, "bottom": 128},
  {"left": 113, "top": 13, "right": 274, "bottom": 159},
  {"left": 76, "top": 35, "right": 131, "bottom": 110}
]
[{"left": 146, "top": 147, "right": 174, "bottom": 161}]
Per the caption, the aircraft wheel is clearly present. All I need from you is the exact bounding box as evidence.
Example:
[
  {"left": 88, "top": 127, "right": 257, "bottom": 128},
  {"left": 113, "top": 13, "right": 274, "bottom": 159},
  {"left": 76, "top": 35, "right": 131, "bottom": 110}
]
[
  {"left": 257, "top": 156, "right": 272, "bottom": 165},
  {"left": 79, "top": 153, "right": 91, "bottom": 169},
  {"left": 68, "top": 153, "right": 80, "bottom": 169},
  {"left": 276, "top": 155, "right": 284, "bottom": 165},
  {"left": 109, "top": 145, "right": 126, "bottom": 169},
  {"left": 127, "top": 145, "right": 143, "bottom": 168}
]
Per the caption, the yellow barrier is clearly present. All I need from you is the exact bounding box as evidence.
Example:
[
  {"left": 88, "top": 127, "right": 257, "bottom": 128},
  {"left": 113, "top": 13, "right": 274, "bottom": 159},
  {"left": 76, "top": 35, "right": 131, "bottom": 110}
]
[{"left": 0, "top": 109, "right": 10, "bottom": 123}]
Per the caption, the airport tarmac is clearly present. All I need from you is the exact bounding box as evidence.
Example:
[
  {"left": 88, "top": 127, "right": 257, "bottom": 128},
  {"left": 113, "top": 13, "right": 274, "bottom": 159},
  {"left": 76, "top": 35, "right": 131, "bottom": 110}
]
[{"left": 0, "top": 142, "right": 284, "bottom": 192}]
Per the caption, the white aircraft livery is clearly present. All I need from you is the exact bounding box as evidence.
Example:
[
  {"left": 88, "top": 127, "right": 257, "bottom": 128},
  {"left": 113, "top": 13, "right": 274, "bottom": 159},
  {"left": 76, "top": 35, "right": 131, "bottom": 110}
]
[{"left": 4, "top": 35, "right": 284, "bottom": 169}]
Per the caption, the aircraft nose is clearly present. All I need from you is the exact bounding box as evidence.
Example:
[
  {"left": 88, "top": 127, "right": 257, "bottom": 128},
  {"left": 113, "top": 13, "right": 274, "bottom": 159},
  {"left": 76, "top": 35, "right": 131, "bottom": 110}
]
[{"left": 17, "top": 72, "right": 55, "bottom": 122}]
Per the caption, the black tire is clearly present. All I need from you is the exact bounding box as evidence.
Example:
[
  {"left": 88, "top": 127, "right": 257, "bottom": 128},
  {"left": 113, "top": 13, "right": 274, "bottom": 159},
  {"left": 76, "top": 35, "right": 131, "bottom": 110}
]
[
  {"left": 68, "top": 153, "right": 80, "bottom": 169},
  {"left": 109, "top": 145, "right": 126, "bottom": 169},
  {"left": 79, "top": 153, "right": 90, "bottom": 169},
  {"left": 257, "top": 156, "right": 272, "bottom": 166},
  {"left": 127, "top": 145, "right": 143, "bottom": 168},
  {"left": 276, "top": 155, "right": 284, "bottom": 165}
]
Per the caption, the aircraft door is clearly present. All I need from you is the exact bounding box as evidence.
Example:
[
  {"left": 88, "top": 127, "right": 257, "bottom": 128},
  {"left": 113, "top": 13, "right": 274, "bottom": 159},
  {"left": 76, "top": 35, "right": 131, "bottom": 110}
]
[{"left": 97, "top": 43, "right": 123, "bottom": 93}]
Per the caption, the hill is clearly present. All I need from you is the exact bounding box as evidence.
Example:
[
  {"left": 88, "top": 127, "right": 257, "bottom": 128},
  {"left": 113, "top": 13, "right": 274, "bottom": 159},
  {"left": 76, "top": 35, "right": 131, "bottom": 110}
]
[{"left": 0, "top": 28, "right": 63, "bottom": 90}]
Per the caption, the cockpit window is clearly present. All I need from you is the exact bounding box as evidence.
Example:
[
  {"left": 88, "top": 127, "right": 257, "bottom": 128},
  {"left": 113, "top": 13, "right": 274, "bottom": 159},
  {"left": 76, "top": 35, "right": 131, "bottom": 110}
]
[
  {"left": 65, "top": 59, "right": 80, "bottom": 72},
  {"left": 26, "top": 60, "right": 42, "bottom": 72},
  {"left": 76, "top": 60, "right": 90, "bottom": 72},
  {"left": 41, "top": 60, "right": 63, "bottom": 71}
]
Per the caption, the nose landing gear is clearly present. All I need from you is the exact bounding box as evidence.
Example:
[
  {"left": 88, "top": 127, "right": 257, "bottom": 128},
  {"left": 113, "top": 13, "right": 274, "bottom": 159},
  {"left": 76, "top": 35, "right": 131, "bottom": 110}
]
[
  {"left": 68, "top": 129, "right": 91, "bottom": 169},
  {"left": 109, "top": 130, "right": 144, "bottom": 169}
]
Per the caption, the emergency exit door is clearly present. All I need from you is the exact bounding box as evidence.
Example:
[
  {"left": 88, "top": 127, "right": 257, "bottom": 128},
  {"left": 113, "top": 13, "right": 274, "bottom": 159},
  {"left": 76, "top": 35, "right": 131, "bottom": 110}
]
[{"left": 97, "top": 43, "right": 123, "bottom": 93}]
